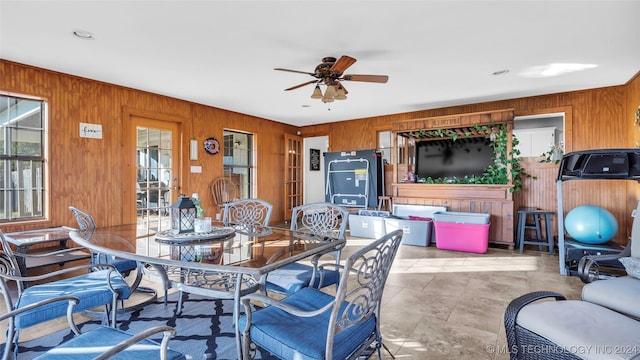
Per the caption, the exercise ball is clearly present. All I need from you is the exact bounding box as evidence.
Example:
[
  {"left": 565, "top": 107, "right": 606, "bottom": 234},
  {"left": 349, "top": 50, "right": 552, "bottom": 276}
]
[{"left": 565, "top": 205, "right": 618, "bottom": 244}]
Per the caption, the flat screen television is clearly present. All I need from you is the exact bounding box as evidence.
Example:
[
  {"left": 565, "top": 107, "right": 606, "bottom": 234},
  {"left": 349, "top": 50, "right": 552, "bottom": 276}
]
[{"left": 415, "top": 137, "right": 495, "bottom": 180}]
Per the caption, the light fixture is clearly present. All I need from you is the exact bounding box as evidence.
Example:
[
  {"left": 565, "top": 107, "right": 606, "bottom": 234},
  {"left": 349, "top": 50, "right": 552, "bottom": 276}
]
[
  {"left": 324, "top": 85, "right": 337, "bottom": 98},
  {"left": 73, "top": 29, "right": 94, "bottom": 40},
  {"left": 322, "top": 85, "right": 336, "bottom": 103},
  {"left": 310, "top": 85, "right": 323, "bottom": 99},
  {"left": 309, "top": 81, "right": 348, "bottom": 103}
]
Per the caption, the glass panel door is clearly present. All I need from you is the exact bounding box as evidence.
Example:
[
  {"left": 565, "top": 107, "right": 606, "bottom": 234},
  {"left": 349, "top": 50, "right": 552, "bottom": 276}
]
[{"left": 135, "top": 123, "right": 179, "bottom": 233}]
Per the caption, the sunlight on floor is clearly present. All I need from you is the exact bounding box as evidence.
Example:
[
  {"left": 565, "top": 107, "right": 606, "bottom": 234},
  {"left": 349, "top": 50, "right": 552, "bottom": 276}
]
[{"left": 391, "top": 256, "right": 540, "bottom": 273}]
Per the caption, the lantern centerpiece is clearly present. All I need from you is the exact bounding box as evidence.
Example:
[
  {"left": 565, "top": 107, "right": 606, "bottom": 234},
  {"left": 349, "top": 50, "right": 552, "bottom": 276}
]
[{"left": 170, "top": 195, "right": 197, "bottom": 234}]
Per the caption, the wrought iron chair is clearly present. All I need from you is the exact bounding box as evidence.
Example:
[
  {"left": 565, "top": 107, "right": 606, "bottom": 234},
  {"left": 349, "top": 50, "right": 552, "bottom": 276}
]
[
  {"left": 264, "top": 202, "right": 349, "bottom": 295},
  {"left": 68, "top": 206, "right": 161, "bottom": 306},
  {"left": 176, "top": 199, "right": 273, "bottom": 313},
  {"left": 238, "top": 229, "right": 403, "bottom": 360},
  {"left": 0, "top": 230, "right": 131, "bottom": 359},
  {"left": 223, "top": 198, "right": 273, "bottom": 236},
  {"left": 0, "top": 296, "right": 186, "bottom": 360}
]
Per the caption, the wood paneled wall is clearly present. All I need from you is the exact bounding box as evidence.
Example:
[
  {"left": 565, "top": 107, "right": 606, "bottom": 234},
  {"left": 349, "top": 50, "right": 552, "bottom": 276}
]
[
  {"left": 0, "top": 60, "right": 297, "bottom": 231},
  {"left": 303, "top": 81, "right": 640, "bottom": 245},
  {"left": 2, "top": 59, "right": 640, "bottom": 245}
]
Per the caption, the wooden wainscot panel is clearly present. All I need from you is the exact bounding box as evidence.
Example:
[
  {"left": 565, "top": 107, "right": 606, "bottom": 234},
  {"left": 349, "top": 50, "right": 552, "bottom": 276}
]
[{"left": 392, "top": 184, "right": 515, "bottom": 249}]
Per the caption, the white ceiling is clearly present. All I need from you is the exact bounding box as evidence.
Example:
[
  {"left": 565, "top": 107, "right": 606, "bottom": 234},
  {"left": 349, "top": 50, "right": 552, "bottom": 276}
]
[{"left": 1, "top": 1, "right": 639, "bottom": 127}]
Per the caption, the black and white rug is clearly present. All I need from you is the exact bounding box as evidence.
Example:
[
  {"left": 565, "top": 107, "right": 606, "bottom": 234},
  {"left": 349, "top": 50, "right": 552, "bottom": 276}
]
[{"left": 17, "top": 292, "right": 276, "bottom": 360}]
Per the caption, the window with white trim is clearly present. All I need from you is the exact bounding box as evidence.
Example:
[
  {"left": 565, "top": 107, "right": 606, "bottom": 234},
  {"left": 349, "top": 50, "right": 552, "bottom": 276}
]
[{"left": 0, "top": 94, "right": 46, "bottom": 221}]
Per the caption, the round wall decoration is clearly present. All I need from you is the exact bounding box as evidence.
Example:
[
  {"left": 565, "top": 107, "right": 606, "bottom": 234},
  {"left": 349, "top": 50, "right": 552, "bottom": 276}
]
[{"left": 204, "top": 137, "right": 220, "bottom": 155}]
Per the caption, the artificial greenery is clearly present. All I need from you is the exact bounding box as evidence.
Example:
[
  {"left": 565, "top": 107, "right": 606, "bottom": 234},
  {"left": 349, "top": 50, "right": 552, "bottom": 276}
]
[{"left": 413, "top": 122, "right": 532, "bottom": 192}]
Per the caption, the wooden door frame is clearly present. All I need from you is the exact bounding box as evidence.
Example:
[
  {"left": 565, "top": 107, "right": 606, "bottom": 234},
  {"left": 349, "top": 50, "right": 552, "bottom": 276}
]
[
  {"left": 283, "top": 133, "right": 303, "bottom": 222},
  {"left": 121, "top": 107, "right": 185, "bottom": 223}
]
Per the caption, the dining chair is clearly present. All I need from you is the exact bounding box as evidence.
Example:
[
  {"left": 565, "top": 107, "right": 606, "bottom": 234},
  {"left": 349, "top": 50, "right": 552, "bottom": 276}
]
[
  {"left": 211, "top": 177, "right": 240, "bottom": 218},
  {"left": 0, "top": 230, "right": 131, "bottom": 359},
  {"left": 222, "top": 198, "right": 273, "bottom": 236},
  {"left": 176, "top": 198, "right": 273, "bottom": 313},
  {"left": 238, "top": 228, "right": 403, "bottom": 360},
  {"left": 264, "top": 202, "right": 349, "bottom": 295},
  {"left": 0, "top": 295, "right": 186, "bottom": 360},
  {"left": 68, "top": 206, "right": 162, "bottom": 307}
]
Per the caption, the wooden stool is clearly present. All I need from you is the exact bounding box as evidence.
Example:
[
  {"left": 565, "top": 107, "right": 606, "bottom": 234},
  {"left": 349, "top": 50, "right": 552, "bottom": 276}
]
[
  {"left": 517, "top": 208, "right": 555, "bottom": 255},
  {"left": 377, "top": 196, "right": 392, "bottom": 212}
]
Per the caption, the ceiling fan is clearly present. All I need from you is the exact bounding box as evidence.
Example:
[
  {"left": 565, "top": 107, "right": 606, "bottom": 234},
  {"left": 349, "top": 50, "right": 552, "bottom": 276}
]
[{"left": 275, "top": 55, "right": 389, "bottom": 103}]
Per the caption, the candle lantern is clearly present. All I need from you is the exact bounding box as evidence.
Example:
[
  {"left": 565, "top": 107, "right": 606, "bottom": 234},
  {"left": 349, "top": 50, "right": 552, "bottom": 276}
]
[{"left": 170, "top": 195, "right": 196, "bottom": 233}]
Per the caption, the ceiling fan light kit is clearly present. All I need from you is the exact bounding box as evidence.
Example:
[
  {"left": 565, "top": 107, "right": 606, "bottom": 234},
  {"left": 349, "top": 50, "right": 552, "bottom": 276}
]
[
  {"left": 276, "top": 55, "right": 388, "bottom": 103},
  {"left": 311, "top": 85, "right": 323, "bottom": 99}
]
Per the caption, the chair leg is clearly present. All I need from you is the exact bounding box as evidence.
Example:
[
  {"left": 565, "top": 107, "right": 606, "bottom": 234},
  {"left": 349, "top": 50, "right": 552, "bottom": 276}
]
[
  {"left": 534, "top": 214, "right": 543, "bottom": 251},
  {"left": 177, "top": 291, "right": 184, "bottom": 313},
  {"left": 517, "top": 213, "right": 526, "bottom": 253},
  {"left": 381, "top": 342, "right": 396, "bottom": 360}
]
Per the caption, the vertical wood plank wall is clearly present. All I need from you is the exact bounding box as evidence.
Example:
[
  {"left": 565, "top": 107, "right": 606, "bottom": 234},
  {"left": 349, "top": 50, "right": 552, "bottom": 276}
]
[
  {"left": 304, "top": 75, "right": 640, "bottom": 245},
  {"left": 0, "top": 60, "right": 298, "bottom": 230},
  {"left": 1, "top": 60, "right": 639, "bottom": 246}
]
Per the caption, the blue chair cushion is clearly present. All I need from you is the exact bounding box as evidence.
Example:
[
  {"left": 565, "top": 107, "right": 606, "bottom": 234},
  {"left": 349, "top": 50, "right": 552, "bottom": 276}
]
[
  {"left": 238, "top": 287, "right": 376, "bottom": 360},
  {"left": 265, "top": 262, "right": 340, "bottom": 294},
  {"left": 33, "top": 325, "right": 186, "bottom": 360},
  {"left": 93, "top": 254, "right": 138, "bottom": 273},
  {"left": 15, "top": 269, "right": 131, "bottom": 329}
]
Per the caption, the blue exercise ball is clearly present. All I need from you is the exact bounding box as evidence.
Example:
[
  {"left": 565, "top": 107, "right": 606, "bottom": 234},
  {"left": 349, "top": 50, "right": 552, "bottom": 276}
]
[{"left": 565, "top": 205, "right": 618, "bottom": 244}]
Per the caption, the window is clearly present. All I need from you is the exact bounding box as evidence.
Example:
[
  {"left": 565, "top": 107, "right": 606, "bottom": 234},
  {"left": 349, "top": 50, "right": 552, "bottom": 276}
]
[
  {"left": 223, "top": 130, "right": 254, "bottom": 198},
  {"left": 378, "top": 130, "right": 410, "bottom": 165},
  {"left": 0, "top": 94, "right": 46, "bottom": 221}
]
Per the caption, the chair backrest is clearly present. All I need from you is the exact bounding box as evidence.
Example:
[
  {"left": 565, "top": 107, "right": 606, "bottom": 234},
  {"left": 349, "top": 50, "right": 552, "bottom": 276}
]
[
  {"left": 325, "top": 229, "right": 403, "bottom": 358},
  {"left": 211, "top": 177, "right": 240, "bottom": 206},
  {"left": 0, "top": 230, "right": 23, "bottom": 307},
  {"left": 631, "top": 200, "right": 640, "bottom": 258},
  {"left": 289, "top": 202, "right": 349, "bottom": 242},
  {"left": 223, "top": 199, "right": 273, "bottom": 236},
  {"left": 68, "top": 206, "right": 97, "bottom": 240}
]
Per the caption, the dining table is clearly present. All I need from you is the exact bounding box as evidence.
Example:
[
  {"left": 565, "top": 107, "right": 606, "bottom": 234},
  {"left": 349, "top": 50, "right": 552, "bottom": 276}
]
[{"left": 68, "top": 222, "right": 345, "bottom": 359}]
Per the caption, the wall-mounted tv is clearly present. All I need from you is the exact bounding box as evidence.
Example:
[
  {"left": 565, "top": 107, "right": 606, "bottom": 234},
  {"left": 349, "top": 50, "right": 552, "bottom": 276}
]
[{"left": 415, "top": 137, "right": 495, "bottom": 180}]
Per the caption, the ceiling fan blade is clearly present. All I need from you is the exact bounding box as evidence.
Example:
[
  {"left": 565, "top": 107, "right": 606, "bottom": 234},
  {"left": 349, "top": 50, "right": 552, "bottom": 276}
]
[
  {"left": 329, "top": 55, "right": 357, "bottom": 75},
  {"left": 274, "top": 68, "right": 315, "bottom": 76},
  {"left": 342, "top": 74, "right": 389, "bottom": 83},
  {"left": 284, "top": 80, "right": 318, "bottom": 91}
]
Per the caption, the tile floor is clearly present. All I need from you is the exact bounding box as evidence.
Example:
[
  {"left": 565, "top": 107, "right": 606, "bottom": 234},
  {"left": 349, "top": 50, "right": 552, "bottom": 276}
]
[
  {"left": 4, "top": 237, "right": 585, "bottom": 359},
  {"left": 369, "top": 240, "right": 584, "bottom": 360}
]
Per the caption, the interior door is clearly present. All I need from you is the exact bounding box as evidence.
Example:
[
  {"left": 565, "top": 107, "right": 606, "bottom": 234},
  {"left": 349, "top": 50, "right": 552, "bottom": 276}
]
[
  {"left": 283, "top": 133, "right": 303, "bottom": 222},
  {"left": 123, "top": 111, "right": 181, "bottom": 232}
]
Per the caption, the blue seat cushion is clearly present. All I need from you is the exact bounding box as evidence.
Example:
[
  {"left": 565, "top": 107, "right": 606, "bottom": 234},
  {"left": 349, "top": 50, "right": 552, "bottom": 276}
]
[
  {"left": 33, "top": 325, "right": 186, "bottom": 360},
  {"left": 238, "top": 287, "right": 376, "bottom": 360},
  {"left": 265, "top": 262, "right": 340, "bottom": 294},
  {"left": 93, "top": 254, "right": 138, "bottom": 273},
  {"left": 15, "top": 269, "right": 131, "bottom": 329}
]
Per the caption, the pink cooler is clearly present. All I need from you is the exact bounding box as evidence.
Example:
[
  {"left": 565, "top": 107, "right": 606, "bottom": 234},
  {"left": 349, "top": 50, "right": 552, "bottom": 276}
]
[
  {"left": 434, "top": 222, "right": 490, "bottom": 253},
  {"left": 433, "top": 211, "right": 491, "bottom": 254}
]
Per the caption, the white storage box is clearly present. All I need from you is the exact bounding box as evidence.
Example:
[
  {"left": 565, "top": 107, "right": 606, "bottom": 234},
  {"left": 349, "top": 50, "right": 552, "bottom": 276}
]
[
  {"left": 348, "top": 214, "right": 388, "bottom": 239},
  {"left": 392, "top": 205, "right": 446, "bottom": 244},
  {"left": 392, "top": 205, "right": 447, "bottom": 219},
  {"left": 384, "top": 218, "right": 433, "bottom": 247}
]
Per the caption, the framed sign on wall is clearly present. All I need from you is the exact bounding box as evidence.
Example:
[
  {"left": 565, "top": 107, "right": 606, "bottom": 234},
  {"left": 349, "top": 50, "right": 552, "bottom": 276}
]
[{"left": 310, "top": 148, "right": 321, "bottom": 171}]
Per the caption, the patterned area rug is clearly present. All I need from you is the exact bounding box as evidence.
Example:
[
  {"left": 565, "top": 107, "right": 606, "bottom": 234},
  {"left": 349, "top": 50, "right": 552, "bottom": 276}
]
[{"left": 17, "top": 292, "right": 276, "bottom": 360}]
